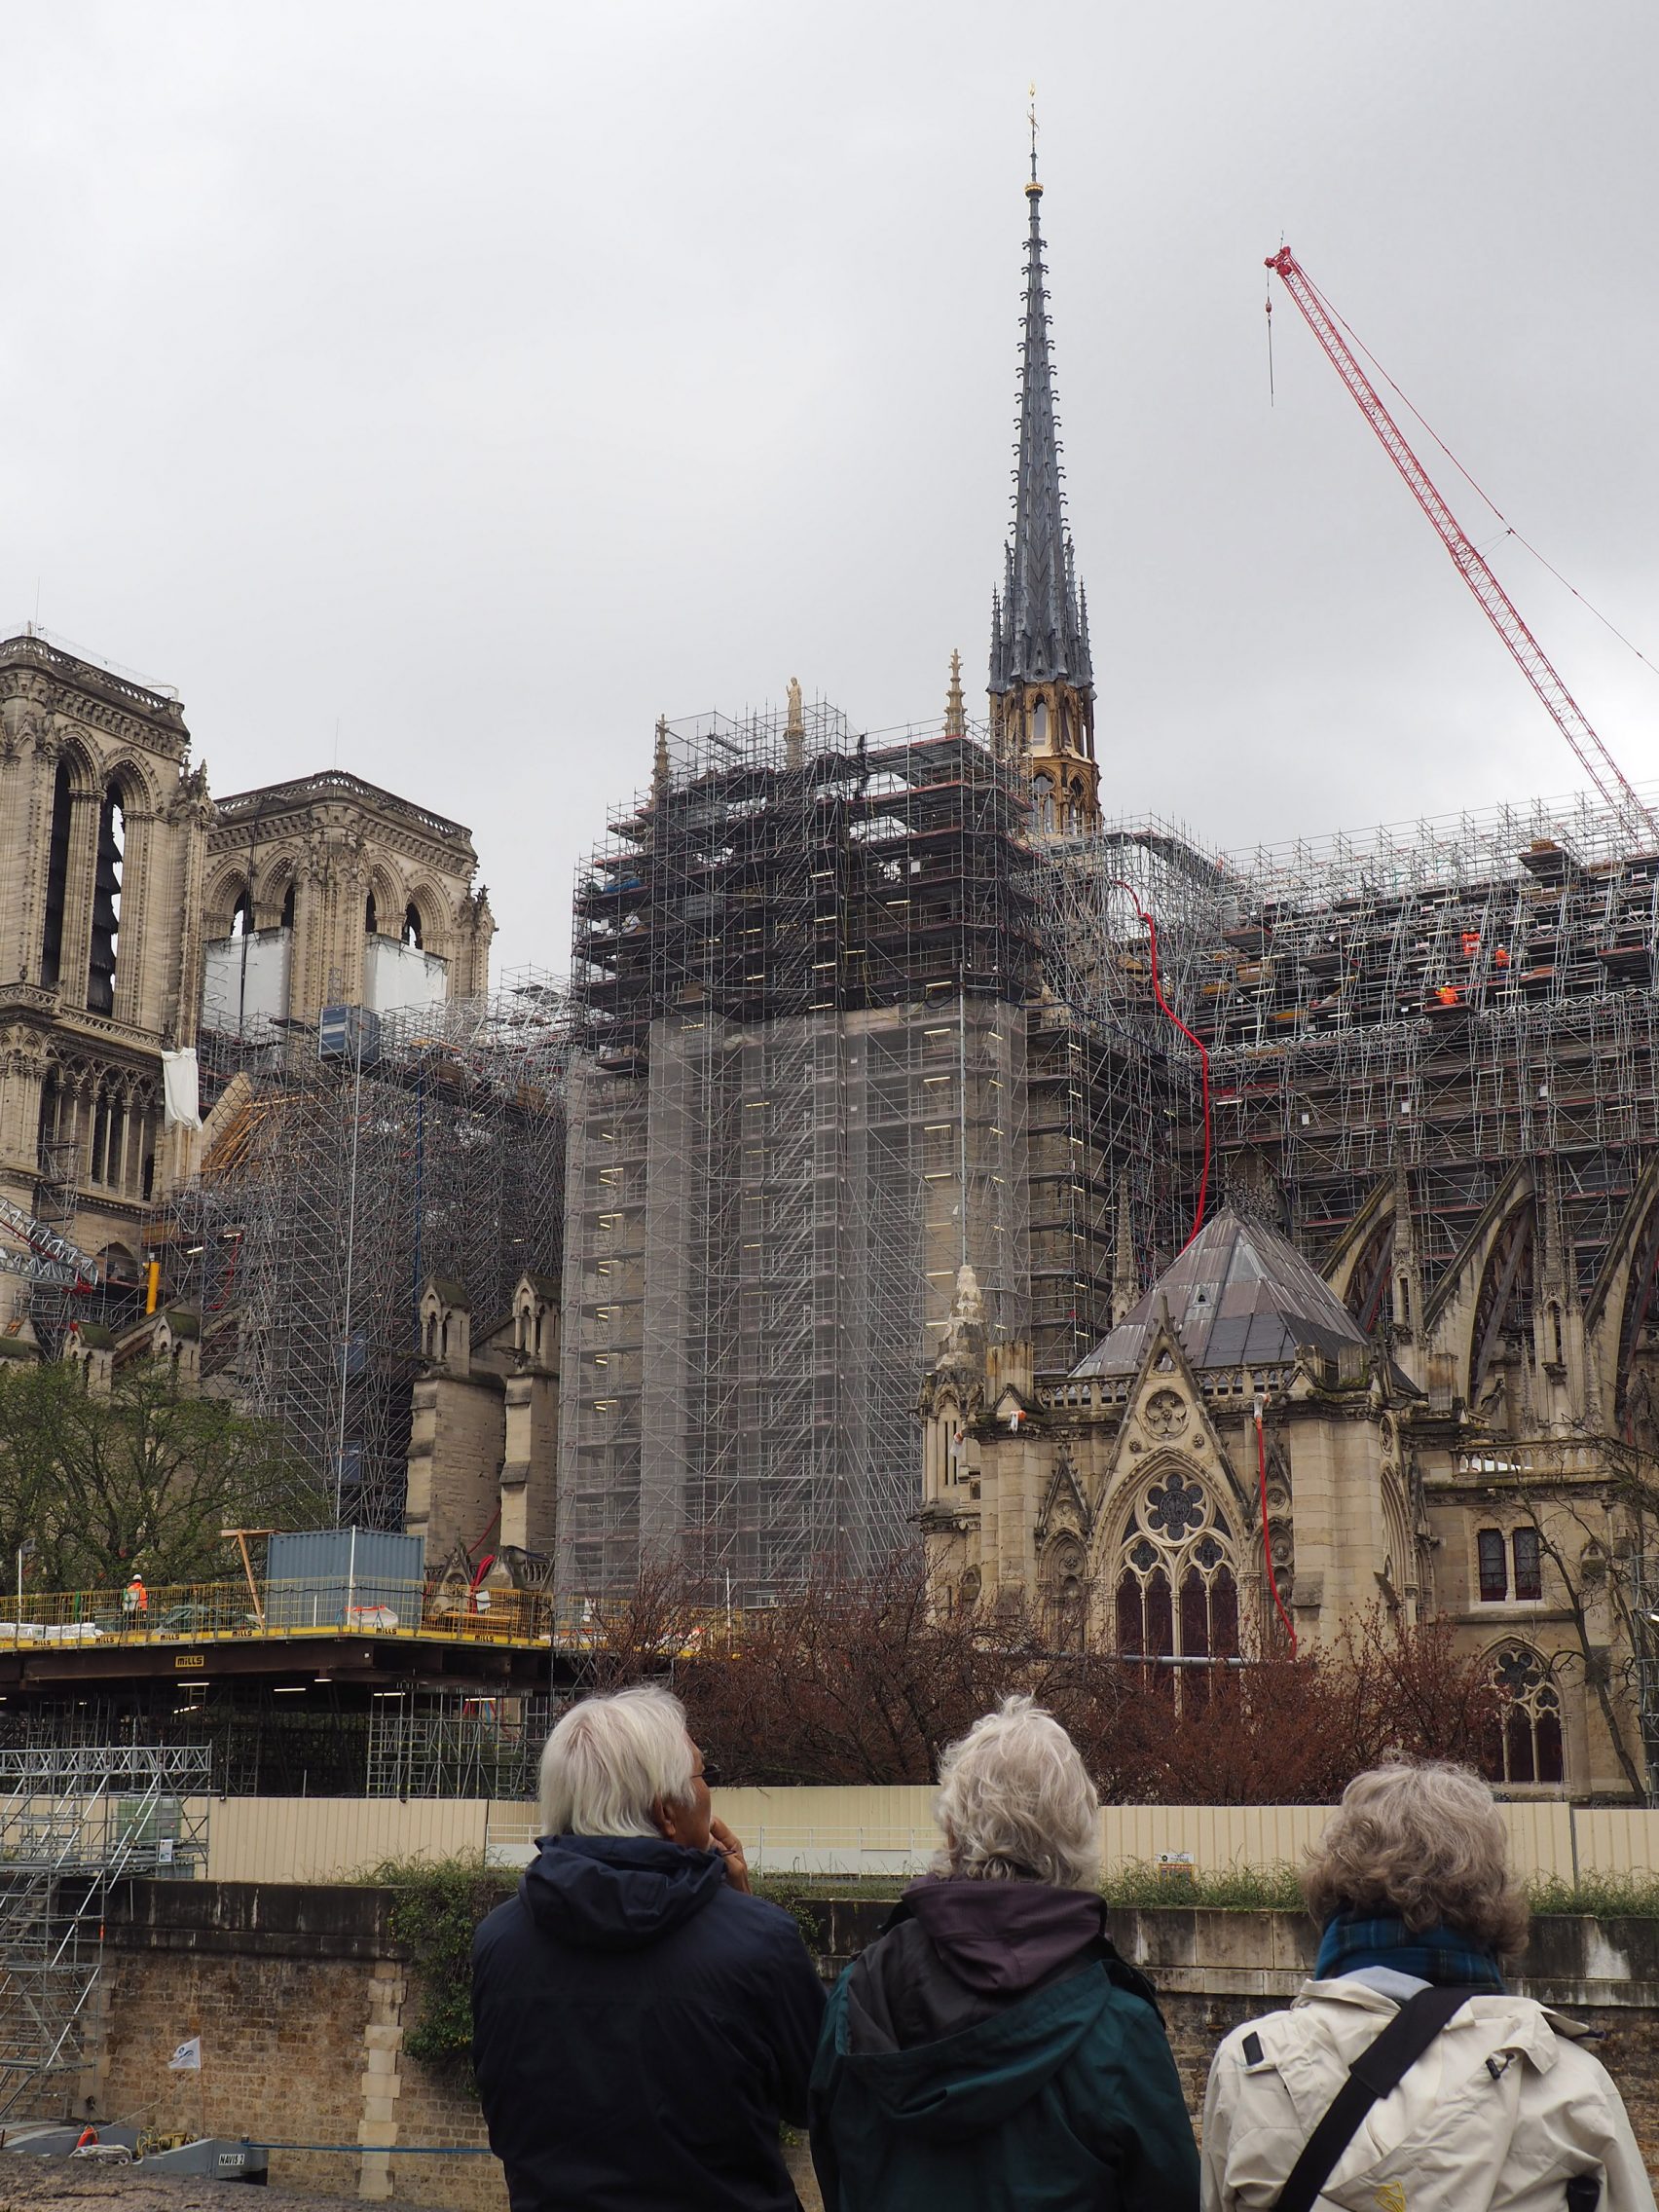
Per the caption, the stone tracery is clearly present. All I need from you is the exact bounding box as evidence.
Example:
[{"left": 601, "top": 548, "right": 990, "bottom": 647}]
[{"left": 1111, "top": 1460, "right": 1240, "bottom": 1677}]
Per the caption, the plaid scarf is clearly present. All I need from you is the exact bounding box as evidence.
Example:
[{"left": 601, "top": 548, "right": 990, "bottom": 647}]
[{"left": 1315, "top": 1910, "right": 1506, "bottom": 1994}]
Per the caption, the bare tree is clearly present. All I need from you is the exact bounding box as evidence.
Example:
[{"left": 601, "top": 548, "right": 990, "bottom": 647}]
[{"left": 1505, "top": 1442, "right": 1652, "bottom": 1800}]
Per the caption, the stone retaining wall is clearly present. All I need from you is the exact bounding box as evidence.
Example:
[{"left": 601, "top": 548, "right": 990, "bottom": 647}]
[
  {"left": 74, "top": 1885, "right": 1659, "bottom": 2202},
  {"left": 86, "top": 1882, "right": 502, "bottom": 2210},
  {"left": 802, "top": 1899, "right": 1659, "bottom": 2184}
]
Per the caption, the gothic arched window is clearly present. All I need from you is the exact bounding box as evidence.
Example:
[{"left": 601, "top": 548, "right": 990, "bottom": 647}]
[
  {"left": 87, "top": 784, "right": 126, "bottom": 1014},
  {"left": 1115, "top": 1469, "right": 1239, "bottom": 1693},
  {"left": 1481, "top": 1643, "right": 1565, "bottom": 1786},
  {"left": 38, "top": 759, "right": 74, "bottom": 990}
]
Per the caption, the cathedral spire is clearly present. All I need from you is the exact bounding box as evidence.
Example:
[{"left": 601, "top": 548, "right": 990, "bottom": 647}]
[
  {"left": 987, "top": 146, "right": 1099, "bottom": 832},
  {"left": 991, "top": 164, "right": 1091, "bottom": 697}
]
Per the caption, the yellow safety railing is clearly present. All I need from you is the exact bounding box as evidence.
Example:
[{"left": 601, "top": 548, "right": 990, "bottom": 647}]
[
  {"left": 0, "top": 1579, "right": 556, "bottom": 1648},
  {"left": 0, "top": 1581, "right": 748, "bottom": 1655}
]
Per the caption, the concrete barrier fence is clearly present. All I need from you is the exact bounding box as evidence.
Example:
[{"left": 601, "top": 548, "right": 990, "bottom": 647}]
[{"left": 167, "top": 1788, "right": 1659, "bottom": 1887}]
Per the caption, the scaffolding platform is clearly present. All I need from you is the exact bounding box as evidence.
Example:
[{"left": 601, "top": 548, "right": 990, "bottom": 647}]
[{"left": 0, "top": 1745, "right": 210, "bottom": 2117}]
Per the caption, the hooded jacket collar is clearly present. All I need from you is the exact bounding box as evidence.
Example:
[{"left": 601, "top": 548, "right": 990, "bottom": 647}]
[
  {"left": 519, "top": 1832, "right": 726, "bottom": 1952},
  {"left": 834, "top": 1953, "right": 1118, "bottom": 2135},
  {"left": 898, "top": 1874, "right": 1111, "bottom": 1998}
]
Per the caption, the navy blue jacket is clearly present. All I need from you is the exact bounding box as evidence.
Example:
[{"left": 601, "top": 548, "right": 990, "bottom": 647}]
[{"left": 472, "top": 1833, "right": 827, "bottom": 2212}]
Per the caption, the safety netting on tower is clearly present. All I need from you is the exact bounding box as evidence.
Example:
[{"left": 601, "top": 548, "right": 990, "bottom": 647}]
[
  {"left": 562, "top": 699, "right": 1047, "bottom": 1603},
  {"left": 148, "top": 970, "right": 568, "bottom": 1530}
]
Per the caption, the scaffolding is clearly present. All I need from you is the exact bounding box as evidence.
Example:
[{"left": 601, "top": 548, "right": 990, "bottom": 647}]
[
  {"left": 150, "top": 972, "right": 568, "bottom": 1530},
  {"left": 1184, "top": 781, "right": 1659, "bottom": 1304},
  {"left": 0, "top": 1744, "right": 209, "bottom": 2116},
  {"left": 561, "top": 703, "right": 1042, "bottom": 1600},
  {"left": 18, "top": 1138, "right": 85, "bottom": 1358},
  {"left": 1024, "top": 819, "right": 1235, "bottom": 1366},
  {"left": 559, "top": 698, "right": 1236, "bottom": 1599},
  {"left": 364, "top": 1690, "right": 555, "bottom": 1799}
]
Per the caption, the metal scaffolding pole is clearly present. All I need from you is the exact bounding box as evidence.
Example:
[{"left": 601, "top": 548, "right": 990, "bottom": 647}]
[{"left": 0, "top": 1744, "right": 211, "bottom": 2117}]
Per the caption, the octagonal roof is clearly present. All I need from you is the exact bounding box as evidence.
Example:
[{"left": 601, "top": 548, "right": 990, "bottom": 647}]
[{"left": 1073, "top": 1207, "right": 1371, "bottom": 1380}]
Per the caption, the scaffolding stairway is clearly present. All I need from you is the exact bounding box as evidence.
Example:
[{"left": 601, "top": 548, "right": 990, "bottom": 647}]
[{"left": 0, "top": 1745, "right": 210, "bottom": 2117}]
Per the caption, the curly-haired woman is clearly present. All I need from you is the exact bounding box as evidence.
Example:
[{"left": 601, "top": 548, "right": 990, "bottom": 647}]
[{"left": 1201, "top": 1760, "right": 1653, "bottom": 2212}]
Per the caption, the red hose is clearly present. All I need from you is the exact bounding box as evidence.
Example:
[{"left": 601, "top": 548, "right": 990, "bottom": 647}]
[
  {"left": 1109, "top": 883, "right": 1211, "bottom": 1251},
  {"left": 1256, "top": 1405, "right": 1298, "bottom": 1656}
]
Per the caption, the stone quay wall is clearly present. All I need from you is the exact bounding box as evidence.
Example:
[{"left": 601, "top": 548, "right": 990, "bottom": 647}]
[
  {"left": 74, "top": 1884, "right": 1659, "bottom": 2202},
  {"left": 88, "top": 1882, "right": 502, "bottom": 2211}
]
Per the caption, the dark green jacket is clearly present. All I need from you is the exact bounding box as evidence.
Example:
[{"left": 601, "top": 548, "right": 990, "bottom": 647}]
[{"left": 809, "top": 1949, "right": 1199, "bottom": 2212}]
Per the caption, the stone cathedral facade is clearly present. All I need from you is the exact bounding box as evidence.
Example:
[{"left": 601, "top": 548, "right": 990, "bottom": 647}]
[{"left": 0, "top": 630, "right": 492, "bottom": 1344}]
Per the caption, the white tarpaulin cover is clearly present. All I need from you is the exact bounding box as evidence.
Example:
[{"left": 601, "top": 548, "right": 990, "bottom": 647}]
[{"left": 162, "top": 1048, "right": 202, "bottom": 1131}]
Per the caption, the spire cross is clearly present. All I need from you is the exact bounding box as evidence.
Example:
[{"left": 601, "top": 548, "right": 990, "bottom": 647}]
[{"left": 1027, "top": 83, "right": 1039, "bottom": 185}]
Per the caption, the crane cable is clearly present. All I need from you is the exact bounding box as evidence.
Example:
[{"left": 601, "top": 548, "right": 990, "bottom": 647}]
[
  {"left": 1286, "top": 266, "right": 1659, "bottom": 690},
  {"left": 1110, "top": 884, "right": 1284, "bottom": 1647},
  {"left": 1109, "top": 881, "right": 1211, "bottom": 1252}
]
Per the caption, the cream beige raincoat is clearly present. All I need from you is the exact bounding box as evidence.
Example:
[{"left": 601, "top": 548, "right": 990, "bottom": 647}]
[{"left": 1200, "top": 1977, "right": 1654, "bottom": 2212}]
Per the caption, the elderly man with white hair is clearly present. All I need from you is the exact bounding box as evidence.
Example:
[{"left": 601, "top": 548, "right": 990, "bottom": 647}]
[
  {"left": 472, "top": 1683, "right": 826, "bottom": 2212},
  {"left": 809, "top": 1694, "right": 1199, "bottom": 2211},
  {"left": 1201, "top": 1759, "right": 1654, "bottom": 2212}
]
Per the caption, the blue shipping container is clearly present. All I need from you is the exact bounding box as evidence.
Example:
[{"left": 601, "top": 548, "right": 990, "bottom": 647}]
[{"left": 266, "top": 1529, "right": 425, "bottom": 1632}]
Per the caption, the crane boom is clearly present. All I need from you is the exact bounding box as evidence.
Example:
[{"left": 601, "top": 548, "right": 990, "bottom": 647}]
[
  {"left": 1266, "top": 247, "right": 1656, "bottom": 848},
  {"left": 0, "top": 1194, "right": 95, "bottom": 1290}
]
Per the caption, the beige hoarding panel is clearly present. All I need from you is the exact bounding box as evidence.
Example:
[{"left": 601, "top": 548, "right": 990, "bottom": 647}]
[
  {"left": 160, "top": 1788, "right": 1659, "bottom": 1889},
  {"left": 204, "top": 1797, "right": 491, "bottom": 1884}
]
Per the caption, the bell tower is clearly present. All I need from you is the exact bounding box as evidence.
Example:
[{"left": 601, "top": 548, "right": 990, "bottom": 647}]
[{"left": 987, "top": 145, "right": 1099, "bottom": 836}]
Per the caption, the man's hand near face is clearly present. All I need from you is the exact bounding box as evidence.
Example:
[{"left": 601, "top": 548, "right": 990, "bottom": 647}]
[{"left": 710, "top": 1815, "right": 751, "bottom": 1893}]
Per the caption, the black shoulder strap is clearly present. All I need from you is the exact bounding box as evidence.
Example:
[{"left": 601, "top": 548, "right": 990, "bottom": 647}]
[{"left": 1272, "top": 1985, "right": 1481, "bottom": 2212}]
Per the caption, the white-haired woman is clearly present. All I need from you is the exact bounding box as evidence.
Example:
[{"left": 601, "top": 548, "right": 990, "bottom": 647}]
[
  {"left": 1201, "top": 1760, "right": 1654, "bottom": 2212},
  {"left": 472, "top": 1683, "right": 825, "bottom": 2212},
  {"left": 809, "top": 1695, "right": 1198, "bottom": 2211}
]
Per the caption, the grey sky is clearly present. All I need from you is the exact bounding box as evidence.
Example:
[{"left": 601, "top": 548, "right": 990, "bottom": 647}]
[{"left": 5, "top": 2, "right": 1657, "bottom": 970}]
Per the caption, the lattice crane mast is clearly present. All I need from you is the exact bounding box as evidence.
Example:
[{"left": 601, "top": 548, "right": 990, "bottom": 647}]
[
  {"left": 0, "top": 1195, "right": 95, "bottom": 1290},
  {"left": 1265, "top": 246, "right": 1657, "bottom": 850}
]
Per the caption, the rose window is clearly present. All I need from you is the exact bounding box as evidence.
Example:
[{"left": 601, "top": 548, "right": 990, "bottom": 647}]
[{"left": 1146, "top": 1474, "right": 1205, "bottom": 1539}]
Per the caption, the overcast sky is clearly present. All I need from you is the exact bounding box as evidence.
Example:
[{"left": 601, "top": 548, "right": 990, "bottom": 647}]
[{"left": 5, "top": 2, "right": 1658, "bottom": 971}]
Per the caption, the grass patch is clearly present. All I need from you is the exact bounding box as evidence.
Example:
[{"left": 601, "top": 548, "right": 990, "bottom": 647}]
[
  {"left": 1101, "top": 1860, "right": 1305, "bottom": 1911},
  {"left": 1526, "top": 1869, "right": 1659, "bottom": 1919}
]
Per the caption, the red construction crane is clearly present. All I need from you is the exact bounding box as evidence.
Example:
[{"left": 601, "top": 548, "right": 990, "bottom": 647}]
[{"left": 1265, "top": 246, "right": 1657, "bottom": 849}]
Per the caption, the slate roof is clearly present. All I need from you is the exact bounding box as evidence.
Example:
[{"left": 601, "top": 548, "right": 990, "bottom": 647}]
[{"left": 1072, "top": 1208, "right": 1372, "bottom": 1380}]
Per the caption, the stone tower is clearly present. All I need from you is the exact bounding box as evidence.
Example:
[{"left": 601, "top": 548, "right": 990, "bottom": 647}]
[
  {"left": 200, "top": 771, "right": 494, "bottom": 1038},
  {"left": 987, "top": 159, "right": 1100, "bottom": 835},
  {"left": 0, "top": 632, "right": 211, "bottom": 1301}
]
